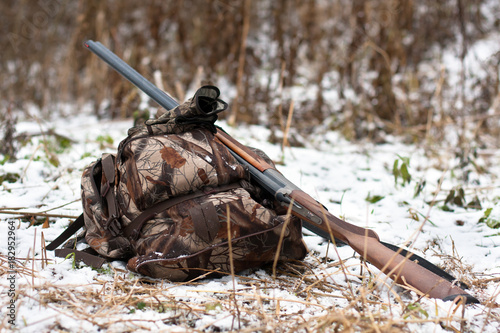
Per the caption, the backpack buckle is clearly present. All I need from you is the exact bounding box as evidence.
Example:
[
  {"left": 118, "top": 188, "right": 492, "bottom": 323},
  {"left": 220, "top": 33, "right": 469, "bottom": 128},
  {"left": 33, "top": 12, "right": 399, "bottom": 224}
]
[{"left": 105, "top": 215, "right": 122, "bottom": 236}]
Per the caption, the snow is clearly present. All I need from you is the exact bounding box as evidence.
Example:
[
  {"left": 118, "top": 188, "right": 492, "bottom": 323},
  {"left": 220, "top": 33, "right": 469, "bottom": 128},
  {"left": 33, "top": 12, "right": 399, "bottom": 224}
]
[
  {"left": 1, "top": 109, "right": 499, "bottom": 332},
  {"left": 2, "top": 10, "right": 500, "bottom": 331}
]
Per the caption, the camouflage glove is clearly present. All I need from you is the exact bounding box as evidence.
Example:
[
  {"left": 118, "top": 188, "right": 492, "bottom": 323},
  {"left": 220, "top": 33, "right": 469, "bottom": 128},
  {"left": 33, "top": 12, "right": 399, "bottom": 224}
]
[{"left": 147, "top": 85, "right": 227, "bottom": 134}]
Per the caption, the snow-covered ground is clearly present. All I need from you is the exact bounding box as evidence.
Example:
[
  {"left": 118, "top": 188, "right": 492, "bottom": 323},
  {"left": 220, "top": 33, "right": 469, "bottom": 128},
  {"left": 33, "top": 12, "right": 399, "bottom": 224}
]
[{"left": 1, "top": 109, "right": 499, "bottom": 332}]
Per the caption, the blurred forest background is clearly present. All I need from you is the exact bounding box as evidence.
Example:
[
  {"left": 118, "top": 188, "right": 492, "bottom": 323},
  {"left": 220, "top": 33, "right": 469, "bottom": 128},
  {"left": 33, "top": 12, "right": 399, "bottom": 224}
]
[{"left": 1, "top": 0, "right": 500, "bottom": 146}]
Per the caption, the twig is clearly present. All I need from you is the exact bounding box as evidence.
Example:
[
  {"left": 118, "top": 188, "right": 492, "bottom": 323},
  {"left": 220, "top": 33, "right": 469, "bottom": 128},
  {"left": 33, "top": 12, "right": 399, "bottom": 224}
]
[
  {"left": 14, "top": 128, "right": 77, "bottom": 144},
  {"left": 32, "top": 228, "right": 36, "bottom": 287},
  {"left": 40, "top": 199, "right": 81, "bottom": 213},
  {"left": 226, "top": 204, "right": 241, "bottom": 330},
  {"left": 0, "top": 210, "right": 79, "bottom": 219},
  {"left": 41, "top": 231, "right": 46, "bottom": 269},
  {"left": 272, "top": 199, "right": 294, "bottom": 279},
  {"left": 281, "top": 99, "right": 295, "bottom": 158},
  {"left": 20, "top": 143, "right": 42, "bottom": 183}
]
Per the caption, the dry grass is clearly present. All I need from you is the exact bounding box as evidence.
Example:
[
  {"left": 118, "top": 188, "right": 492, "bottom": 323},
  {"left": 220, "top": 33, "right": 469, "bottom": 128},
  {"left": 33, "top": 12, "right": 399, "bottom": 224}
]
[{"left": 2, "top": 239, "right": 499, "bottom": 332}]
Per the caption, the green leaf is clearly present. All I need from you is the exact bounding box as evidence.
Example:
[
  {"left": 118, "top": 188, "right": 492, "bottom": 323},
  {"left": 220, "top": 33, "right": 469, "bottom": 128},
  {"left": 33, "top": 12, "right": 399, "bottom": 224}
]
[
  {"left": 480, "top": 208, "right": 493, "bottom": 222},
  {"left": 393, "top": 159, "right": 399, "bottom": 184},
  {"left": 479, "top": 208, "right": 500, "bottom": 229},
  {"left": 397, "top": 155, "right": 411, "bottom": 166},
  {"left": 64, "top": 252, "right": 77, "bottom": 269},
  {"left": 136, "top": 301, "right": 146, "bottom": 310},
  {"left": 48, "top": 153, "right": 60, "bottom": 167},
  {"left": 466, "top": 196, "right": 482, "bottom": 210},
  {"left": 453, "top": 195, "right": 464, "bottom": 207},
  {"left": 0, "top": 155, "right": 10, "bottom": 165},
  {"left": 365, "top": 193, "right": 385, "bottom": 204},
  {"left": 445, "top": 190, "right": 455, "bottom": 204},
  {"left": 393, "top": 156, "right": 412, "bottom": 187},
  {"left": 400, "top": 163, "right": 411, "bottom": 185},
  {"left": 96, "top": 135, "right": 114, "bottom": 149},
  {"left": 205, "top": 302, "right": 222, "bottom": 311},
  {"left": 404, "top": 302, "right": 429, "bottom": 319},
  {"left": 441, "top": 205, "right": 454, "bottom": 212},
  {"left": 0, "top": 172, "right": 20, "bottom": 185},
  {"left": 486, "top": 219, "right": 500, "bottom": 229},
  {"left": 413, "top": 179, "right": 426, "bottom": 198}
]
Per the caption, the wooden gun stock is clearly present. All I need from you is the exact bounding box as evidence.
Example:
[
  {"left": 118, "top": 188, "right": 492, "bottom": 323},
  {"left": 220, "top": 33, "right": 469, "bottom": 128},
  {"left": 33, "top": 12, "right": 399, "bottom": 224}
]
[
  {"left": 215, "top": 130, "right": 479, "bottom": 304},
  {"left": 290, "top": 189, "right": 476, "bottom": 302}
]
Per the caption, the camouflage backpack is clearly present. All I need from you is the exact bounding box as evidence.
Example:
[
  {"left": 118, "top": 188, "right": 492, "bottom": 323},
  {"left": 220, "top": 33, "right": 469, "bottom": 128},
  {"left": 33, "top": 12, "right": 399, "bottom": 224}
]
[{"left": 47, "top": 86, "right": 307, "bottom": 281}]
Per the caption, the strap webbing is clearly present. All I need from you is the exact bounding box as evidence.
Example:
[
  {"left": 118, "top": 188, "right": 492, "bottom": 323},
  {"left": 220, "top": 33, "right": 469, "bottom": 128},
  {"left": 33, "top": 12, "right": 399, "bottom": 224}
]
[
  {"left": 54, "top": 247, "right": 107, "bottom": 269},
  {"left": 101, "top": 154, "right": 122, "bottom": 236},
  {"left": 123, "top": 182, "right": 241, "bottom": 240},
  {"left": 46, "top": 214, "right": 108, "bottom": 269},
  {"left": 101, "top": 154, "right": 118, "bottom": 218},
  {"left": 46, "top": 214, "right": 85, "bottom": 251}
]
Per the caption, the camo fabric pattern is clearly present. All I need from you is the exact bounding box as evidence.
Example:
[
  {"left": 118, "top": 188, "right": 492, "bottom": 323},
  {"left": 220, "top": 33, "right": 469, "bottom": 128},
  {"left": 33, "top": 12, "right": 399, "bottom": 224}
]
[
  {"left": 81, "top": 157, "right": 132, "bottom": 259},
  {"left": 80, "top": 86, "right": 307, "bottom": 281},
  {"left": 127, "top": 187, "right": 306, "bottom": 280},
  {"left": 115, "top": 128, "right": 247, "bottom": 221}
]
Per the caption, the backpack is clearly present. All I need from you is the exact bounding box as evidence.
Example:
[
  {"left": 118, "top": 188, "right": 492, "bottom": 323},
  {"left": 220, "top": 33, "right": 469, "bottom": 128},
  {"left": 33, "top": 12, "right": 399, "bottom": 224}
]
[{"left": 47, "top": 86, "right": 307, "bottom": 281}]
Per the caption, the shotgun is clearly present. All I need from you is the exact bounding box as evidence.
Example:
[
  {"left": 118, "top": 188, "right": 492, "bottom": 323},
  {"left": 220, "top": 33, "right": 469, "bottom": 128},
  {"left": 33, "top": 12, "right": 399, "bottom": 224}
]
[{"left": 84, "top": 40, "right": 479, "bottom": 304}]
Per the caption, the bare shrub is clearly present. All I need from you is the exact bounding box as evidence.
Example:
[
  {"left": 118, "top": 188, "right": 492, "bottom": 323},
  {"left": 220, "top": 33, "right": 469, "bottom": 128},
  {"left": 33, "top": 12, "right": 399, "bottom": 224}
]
[{"left": 1, "top": 0, "right": 498, "bottom": 143}]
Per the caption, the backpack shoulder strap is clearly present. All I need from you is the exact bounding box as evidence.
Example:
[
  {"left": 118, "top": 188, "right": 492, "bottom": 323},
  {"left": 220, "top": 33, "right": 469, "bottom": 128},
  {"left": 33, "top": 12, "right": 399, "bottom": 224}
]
[
  {"left": 54, "top": 247, "right": 107, "bottom": 269},
  {"left": 101, "top": 154, "right": 121, "bottom": 236},
  {"left": 123, "top": 182, "right": 241, "bottom": 241},
  {"left": 46, "top": 214, "right": 85, "bottom": 251},
  {"left": 46, "top": 214, "right": 108, "bottom": 269}
]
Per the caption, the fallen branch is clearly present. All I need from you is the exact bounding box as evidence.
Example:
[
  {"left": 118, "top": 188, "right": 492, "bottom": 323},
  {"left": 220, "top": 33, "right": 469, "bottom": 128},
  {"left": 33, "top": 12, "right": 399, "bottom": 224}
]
[{"left": 0, "top": 209, "right": 79, "bottom": 219}]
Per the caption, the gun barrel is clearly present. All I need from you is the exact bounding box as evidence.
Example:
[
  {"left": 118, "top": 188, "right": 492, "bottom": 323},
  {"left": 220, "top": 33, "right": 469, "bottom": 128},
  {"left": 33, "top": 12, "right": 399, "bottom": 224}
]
[{"left": 84, "top": 40, "right": 179, "bottom": 111}]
